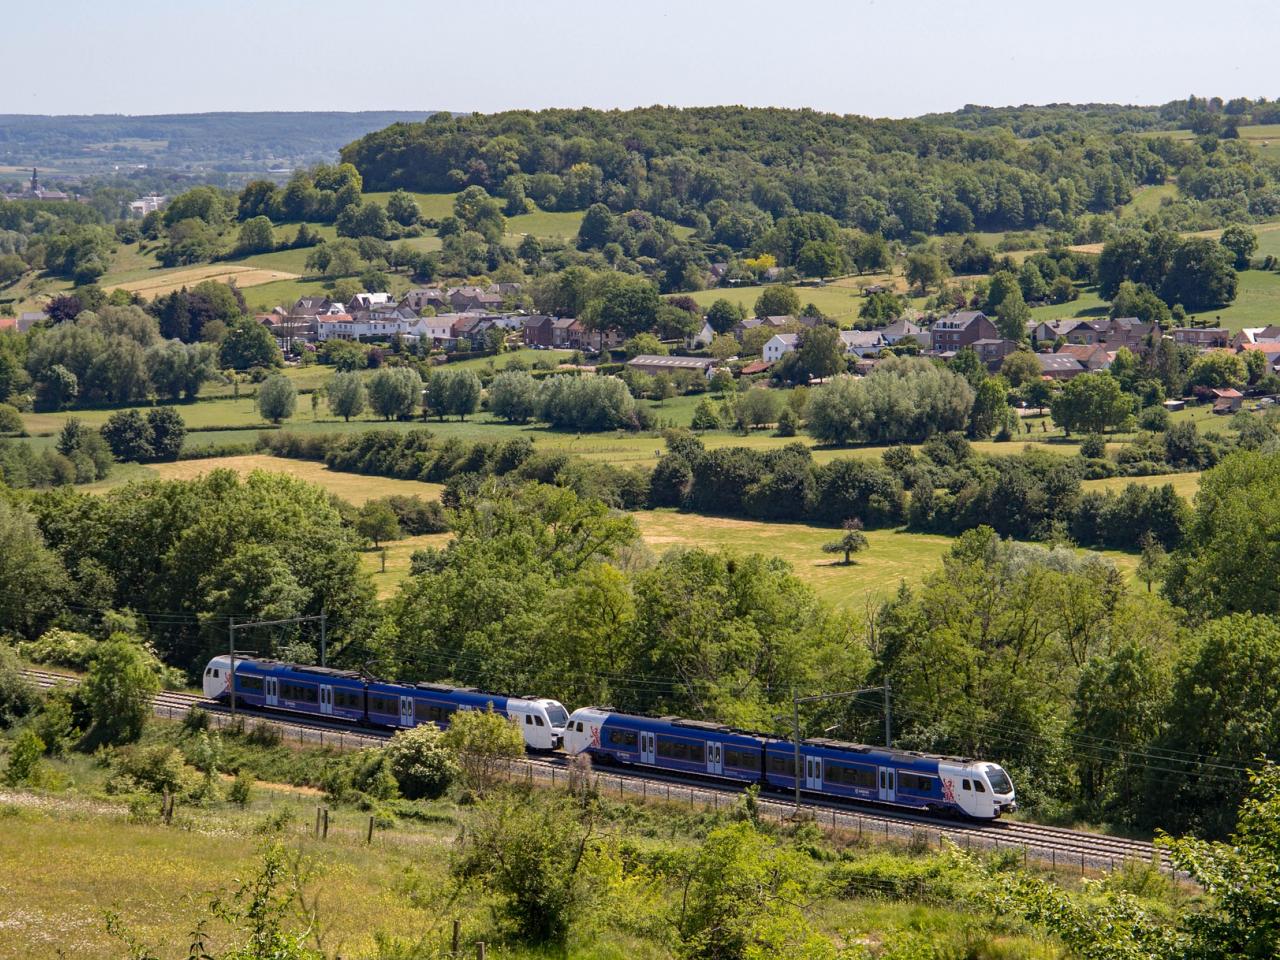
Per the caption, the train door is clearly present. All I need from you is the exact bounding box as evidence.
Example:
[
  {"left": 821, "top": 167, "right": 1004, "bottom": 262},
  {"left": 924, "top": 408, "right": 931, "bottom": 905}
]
[
  {"left": 319, "top": 685, "right": 333, "bottom": 716},
  {"left": 399, "top": 695, "right": 415, "bottom": 728},
  {"left": 706, "top": 742, "right": 723, "bottom": 776},
  {"left": 805, "top": 755, "right": 823, "bottom": 790},
  {"left": 264, "top": 677, "right": 279, "bottom": 707},
  {"left": 878, "top": 766, "right": 896, "bottom": 803},
  {"left": 639, "top": 731, "right": 656, "bottom": 765}
]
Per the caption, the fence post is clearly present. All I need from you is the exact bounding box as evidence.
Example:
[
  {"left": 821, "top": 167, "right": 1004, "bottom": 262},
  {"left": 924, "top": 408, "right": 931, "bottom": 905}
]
[
  {"left": 451, "top": 919, "right": 460, "bottom": 956},
  {"left": 322, "top": 807, "right": 330, "bottom": 840},
  {"left": 315, "top": 806, "right": 322, "bottom": 837},
  {"left": 367, "top": 816, "right": 374, "bottom": 844},
  {"left": 476, "top": 942, "right": 486, "bottom": 960},
  {"left": 1052, "top": 849, "right": 1056, "bottom": 871}
]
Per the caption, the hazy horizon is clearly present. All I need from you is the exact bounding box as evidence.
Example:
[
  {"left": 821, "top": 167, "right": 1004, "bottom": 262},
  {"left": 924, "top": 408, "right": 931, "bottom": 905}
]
[{"left": 8, "top": 0, "right": 1275, "bottom": 118}]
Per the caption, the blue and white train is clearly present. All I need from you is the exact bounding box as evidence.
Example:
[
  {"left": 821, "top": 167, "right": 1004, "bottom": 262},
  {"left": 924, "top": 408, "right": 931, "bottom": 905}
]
[
  {"left": 201, "top": 657, "right": 1016, "bottom": 818},
  {"left": 201, "top": 656, "right": 570, "bottom": 751},
  {"left": 562, "top": 707, "right": 1017, "bottom": 819}
]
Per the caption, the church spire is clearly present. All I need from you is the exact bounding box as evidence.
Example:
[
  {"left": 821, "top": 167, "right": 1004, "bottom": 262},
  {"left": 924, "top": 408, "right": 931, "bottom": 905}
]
[{"left": 30, "top": 168, "right": 38, "bottom": 193}]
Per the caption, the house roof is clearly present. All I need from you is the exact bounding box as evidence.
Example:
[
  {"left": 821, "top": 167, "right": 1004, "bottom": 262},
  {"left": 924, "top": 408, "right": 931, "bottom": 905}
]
[
  {"left": 768, "top": 333, "right": 800, "bottom": 347},
  {"left": 1211, "top": 388, "right": 1244, "bottom": 398},
  {"left": 738, "top": 360, "right": 770, "bottom": 375},
  {"left": 1036, "top": 354, "right": 1084, "bottom": 372},
  {"left": 881, "top": 318, "right": 922, "bottom": 336},
  {"left": 1056, "top": 343, "right": 1108, "bottom": 361},
  {"left": 933, "top": 310, "right": 988, "bottom": 330},
  {"left": 1241, "top": 342, "right": 1280, "bottom": 356},
  {"left": 839, "top": 330, "right": 883, "bottom": 347}
]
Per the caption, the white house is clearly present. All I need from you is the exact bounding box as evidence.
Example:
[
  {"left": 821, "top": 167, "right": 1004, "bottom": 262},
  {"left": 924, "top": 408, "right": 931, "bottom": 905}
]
[
  {"left": 686, "top": 320, "right": 715, "bottom": 350},
  {"left": 763, "top": 333, "right": 799, "bottom": 363}
]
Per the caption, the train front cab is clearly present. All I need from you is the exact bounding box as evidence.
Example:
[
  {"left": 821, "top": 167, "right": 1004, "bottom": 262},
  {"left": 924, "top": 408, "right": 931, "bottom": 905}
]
[{"left": 937, "top": 761, "right": 1017, "bottom": 818}]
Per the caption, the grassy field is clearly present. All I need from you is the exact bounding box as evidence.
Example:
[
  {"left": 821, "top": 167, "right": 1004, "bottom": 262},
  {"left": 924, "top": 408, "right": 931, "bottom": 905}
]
[
  {"left": 1120, "top": 183, "right": 1178, "bottom": 217},
  {"left": 1081, "top": 470, "right": 1202, "bottom": 500},
  {"left": 0, "top": 790, "right": 446, "bottom": 960},
  {"left": 633, "top": 510, "right": 953, "bottom": 609},
  {"left": 361, "top": 189, "right": 458, "bottom": 220},
  {"left": 133, "top": 454, "right": 445, "bottom": 504},
  {"left": 505, "top": 207, "right": 586, "bottom": 240},
  {"left": 360, "top": 531, "right": 452, "bottom": 596},
  {"left": 1024, "top": 269, "right": 1280, "bottom": 333},
  {"left": 675, "top": 274, "right": 900, "bottom": 327}
]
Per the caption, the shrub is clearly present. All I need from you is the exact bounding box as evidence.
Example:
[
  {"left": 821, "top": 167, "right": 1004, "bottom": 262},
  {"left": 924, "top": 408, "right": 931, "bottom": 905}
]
[
  {"left": 384, "top": 724, "right": 457, "bottom": 800},
  {"left": 441, "top": 706, "right": 525, "bottom": 794},
  {"left": 0, "top": 645, "right": 40, "bottom": 728},
  {"left": 3, "top": 728, "right": 45, "bottom": 786},
  {"left": 229, "top": 769, "right": 255, "bottom": 807},
  {"left": 0, "top": 403, "right": 23, "bottom": 434},
  {"left": 452, "top": 790, "right": 595, "bottom": 945},
  {"left": 1079, "top": 434, "right": 1107, "bottom": 459},
  {"left": 82, "top": 636, "right": 161, "bottom": 745},
  {"left": 19, "top": 628, "right": 98, "bottom": 670},
  {"left": 111, "top": 744, "right": 189, "bottom": 795}
]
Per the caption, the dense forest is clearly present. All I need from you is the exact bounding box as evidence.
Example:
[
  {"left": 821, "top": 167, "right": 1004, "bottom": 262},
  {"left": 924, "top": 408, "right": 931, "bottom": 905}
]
[{"left": 342, "top": 98, "right": 1280, "bottom": 239}]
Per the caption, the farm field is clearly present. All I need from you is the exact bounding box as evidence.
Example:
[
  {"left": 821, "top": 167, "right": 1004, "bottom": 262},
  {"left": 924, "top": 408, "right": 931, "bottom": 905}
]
[
  {"left": 104, "top": 263, "right": 300, "bottom": 298},
  {"left": 1082, "top": 470, "right": 1203, "bottom": 500},
  {"left": 361, "top": 189, "right": 458, "bottom": 220},
  {"left": 134, "top": 454, "right": 444, "bottom": 504}
]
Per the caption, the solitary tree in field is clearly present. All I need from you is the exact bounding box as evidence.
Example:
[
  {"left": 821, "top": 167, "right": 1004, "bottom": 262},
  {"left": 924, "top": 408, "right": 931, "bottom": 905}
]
[
  {"left": 356, "top": 500, "right": 400, "bottom": 548},
  {"left": 327, "top": 371, "right": 367, "bottom": 422},
  {"left": 823, "top": 518, "right": 869, "bottom": 565},
  {"left": 256, "top": 374, "right": 296, "bottom": 424}
]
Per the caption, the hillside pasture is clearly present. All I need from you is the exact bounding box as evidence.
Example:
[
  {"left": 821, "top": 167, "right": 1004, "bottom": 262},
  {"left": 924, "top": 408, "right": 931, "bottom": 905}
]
[
  {"left": 140, "top": 454, "right": 444, "bottom": 504},
  {"left": 104, "top": 263, "right": 299, "bottom": 298}
]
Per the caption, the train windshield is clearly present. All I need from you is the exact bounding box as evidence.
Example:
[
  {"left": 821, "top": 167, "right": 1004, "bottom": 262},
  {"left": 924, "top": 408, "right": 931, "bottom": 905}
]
[
  {"left": 544, "top": 703, "right": 569, "bottom": 727},
  {"left": 985, "top": 765, "right": 1014, "bottom": 794}
]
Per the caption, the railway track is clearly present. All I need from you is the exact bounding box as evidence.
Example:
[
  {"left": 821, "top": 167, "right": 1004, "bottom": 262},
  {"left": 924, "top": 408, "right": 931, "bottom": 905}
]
[{"left": 22, "top": 667, "right": 1176, "bottom": 874}]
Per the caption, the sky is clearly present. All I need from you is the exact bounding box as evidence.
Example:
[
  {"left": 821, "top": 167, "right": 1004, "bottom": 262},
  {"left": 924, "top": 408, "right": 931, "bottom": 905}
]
[{"left": 6, "top": 0, "right": 1278, "bottom": 118}]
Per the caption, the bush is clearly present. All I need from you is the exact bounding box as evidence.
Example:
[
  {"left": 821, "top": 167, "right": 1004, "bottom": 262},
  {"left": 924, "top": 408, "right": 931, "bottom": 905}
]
[
  {"left": 1079, "top": 434, "right": 1107, "bottom": 459},
  {"left": 229, "top": 769, "right": 255, "bottom": 807},
  {"left": 452, "top": 790, "right": 595, "bottom": 945},
  {"left": 384, "top": 724, "right": 457, "bottom": 800},
  {"left": 0, "top": 645, "right": 40, "bottom": 728},
  {"left": 3, "top": 728, "right": 45, "bottom": 786},
  {"left": 19, "top": 628, "right": 98, "bottom": 670},
  {"left": 0, "top": 403, "right": 23, "bottom": 434},
  {"left": 441, "top": 706, "right": 525, "bottom": 794},
  {"left": 82, "top": 636, "right": 161, "bottom": 745},
  {"left": 1138, "top": 405, "right": 1170, "bottom": 432},
  {"left": 111, "top": 744, "right": 190, "bottom": 795}
]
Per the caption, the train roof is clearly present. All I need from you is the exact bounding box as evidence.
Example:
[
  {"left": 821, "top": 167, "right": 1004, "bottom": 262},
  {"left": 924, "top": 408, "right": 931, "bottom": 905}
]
[{"left": 799, "top": 736, "right": 974, "bottom": 764}]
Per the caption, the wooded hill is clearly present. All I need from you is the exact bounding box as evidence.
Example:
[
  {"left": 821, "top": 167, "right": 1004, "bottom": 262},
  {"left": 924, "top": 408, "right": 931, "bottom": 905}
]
[{"left": 341, "top": 99, "right": 1280, "bottom": 238}]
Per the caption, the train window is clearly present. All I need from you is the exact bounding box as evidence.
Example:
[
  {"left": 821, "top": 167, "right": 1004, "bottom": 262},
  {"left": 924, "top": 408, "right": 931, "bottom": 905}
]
[
  {"left": 525, "top": 715, "right": 532, "bottom": 725},
  {"left": 827, "top": 763, "right": 876, "bottom": 788},
  {"left": 575, "top": 722, "right": 584, "bottom": 732},
  {"left": 725, "top": 749, "right": 757, "bottom": 769},
  {"left": 534, "top": 716, "right": 544, "bottom": 726},
  {"left": 973, "top": 780, "right": 986, "bottom": 793},
  {"left": 211, "top": 669, "right": 219, "bottom": 678},
  {"left": 608, "top": 729, "right": 638, "bottom": 748},
  {"left": 899, "top": 773, "right": 934, "bottom": 793},
  {"left": 767, "top": 754, "right": 797, "bottom": 777},
  {"left": 236, "top": 675, "right": 264, "bottom": 693},
  {"left": 962, "top": 779, "right": 971, "bottom": 791},
  {"left": 688, "top": 742, "right": 705, "bottom": 764}
]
